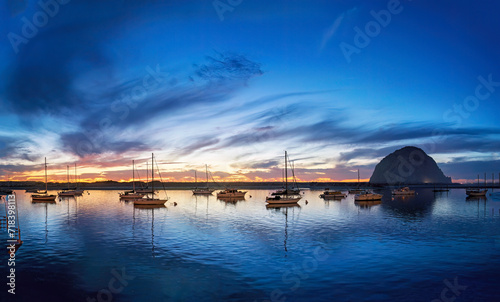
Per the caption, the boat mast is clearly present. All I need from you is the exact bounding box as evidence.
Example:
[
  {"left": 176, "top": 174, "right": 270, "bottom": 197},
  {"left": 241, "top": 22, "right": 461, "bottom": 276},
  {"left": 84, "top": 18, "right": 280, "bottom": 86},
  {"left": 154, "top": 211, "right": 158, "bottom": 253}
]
[
  {"left": 44, "top": 157, "right": 48, "bottom": 193},
  {"left": 206, "top": 164, "right": 209, "bottom": 189},
  {"left": 358, "top": 169, "right": 360, "bottom": 188},
  {"left": 151, "top": 153, "right": 154, "bottom": 196},
  {"left": 133, "top": 160, "right": 135, "bottom": 192},
  {"left": 285, "top": 151, "right": 288, "bottom": 196},
  {"left": 67, "top": 165, "right": 69, "bottom": 190},
  {"left": 75, "top": 163, "right": 77, "bottom": 190},
  {"left": 195, "top": 170, "right": 197, "bottom": 189}
]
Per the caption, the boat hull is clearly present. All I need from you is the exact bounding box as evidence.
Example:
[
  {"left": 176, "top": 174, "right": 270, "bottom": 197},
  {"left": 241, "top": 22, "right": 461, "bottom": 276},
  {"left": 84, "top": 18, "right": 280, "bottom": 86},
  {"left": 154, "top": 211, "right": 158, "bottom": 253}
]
[
  {"left": 32, "top": 194, "right": 57, "bottom": 202},
  {"left": 355, "top": 194, "right": 383, "bottom": 201},
  {"left": 133, "top": 198, "right": 168, "bottom": 205},
  {"left": 466, "top": 190, "right": 487, "bottom": 196},
  {"left": 266, "top": 197, "right": 301, "bottom": 204},
  {"left": 193, "top": 189, "right": 214, "bottom": 195},
  {"left": 120, "top": 193, "right": 145, "bottom": 200}
]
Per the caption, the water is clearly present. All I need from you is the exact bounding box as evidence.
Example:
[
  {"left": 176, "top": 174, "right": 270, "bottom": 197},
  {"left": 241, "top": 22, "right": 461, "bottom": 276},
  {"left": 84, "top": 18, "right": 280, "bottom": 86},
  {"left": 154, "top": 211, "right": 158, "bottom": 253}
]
[{"left": 2, "top": 188, "right": 500, "bottom": 301}]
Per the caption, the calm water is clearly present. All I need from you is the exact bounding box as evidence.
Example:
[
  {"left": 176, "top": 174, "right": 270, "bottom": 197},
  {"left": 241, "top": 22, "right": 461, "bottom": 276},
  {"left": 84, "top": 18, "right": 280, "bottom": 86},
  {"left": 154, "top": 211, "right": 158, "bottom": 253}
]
[{"left": 2, "top": 188, "right": 500, "bottom": 301}]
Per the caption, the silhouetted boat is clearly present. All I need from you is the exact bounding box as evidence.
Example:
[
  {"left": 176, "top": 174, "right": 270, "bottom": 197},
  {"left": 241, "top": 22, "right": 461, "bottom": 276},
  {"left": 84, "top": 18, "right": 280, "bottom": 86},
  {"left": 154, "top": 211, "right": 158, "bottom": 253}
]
[
  {"left": 348, "top": 169, "right": 363, "bottom": 194},
  {"left": 32, "top": 158, "right": 56, "bottom": 202},
  {"left": 466, "top": 175, "right": 487, "bottom": 197},
  {"left": 392, "top": 187, "right": 415, "bottom": 195},
  {"left": 193, "top": 164, "right": 215, "bottom": 195},
  {"left": 320, "top": 188, "right": 346, "bottom": 199},
  {"left": 217, "top": 189, "right": 247, "bottom": 198},
  {"left": 134, "top": 153, "right": 169, "bottom": 206},
  {"left": 120, "top": 160, "right": 145, "bottom": 200},
  {"left": 266, "top": 151, "right": 301, "bottom": 204}
]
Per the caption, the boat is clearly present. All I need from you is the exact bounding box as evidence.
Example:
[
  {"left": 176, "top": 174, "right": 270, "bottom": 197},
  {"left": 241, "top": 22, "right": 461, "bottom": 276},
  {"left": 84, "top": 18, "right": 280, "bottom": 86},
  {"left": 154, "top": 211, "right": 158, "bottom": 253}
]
[
  {"left": 32, "top": 158, "right": 57, "bottom": 202},
  {"left": 271, "top": 159, "right": 301, "bottom": 196},
  {"left": 192, "top": 164, "right": 215, "bottom": 195},
  {"left": 135, "top": 160, "right": 157, "bottom": 194},
  {"left": 120, "top": 160, "right": 145, "bottom": 200},
  {"left": 354, "top": 191, "right": 383, "bottom": 201},
  {"left": 58, "top": 165, "right": 77, "bottom": 197},
  {"left": 217, "top": 189, "right": 247, "bottom": 198},
  {"left": 266, "top": 151, "right": 301, "bottom": 204},
  {"left": 466, "top": 188, "right": 487, "bottom": 197},
  {"left": 319, "top": 188, "right": 346, "bottom": 199},
  {"left": 466, "top": 175, "right": 487, "bottom": 197},
  {"left": 391, "top": 187, "right": 415, "bottom": 195},
  {"left": 133, "top": 153, "right": 169, "bottom": 206},
  {"left": 348, "top": 169, "right": 364, "bottom": 194}
]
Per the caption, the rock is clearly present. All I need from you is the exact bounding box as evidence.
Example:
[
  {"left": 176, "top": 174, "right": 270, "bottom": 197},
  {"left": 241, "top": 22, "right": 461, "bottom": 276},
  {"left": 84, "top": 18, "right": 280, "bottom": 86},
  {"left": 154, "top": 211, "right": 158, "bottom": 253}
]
[{"left": 369, "top": 146, "right": 452, "bottom": 184}]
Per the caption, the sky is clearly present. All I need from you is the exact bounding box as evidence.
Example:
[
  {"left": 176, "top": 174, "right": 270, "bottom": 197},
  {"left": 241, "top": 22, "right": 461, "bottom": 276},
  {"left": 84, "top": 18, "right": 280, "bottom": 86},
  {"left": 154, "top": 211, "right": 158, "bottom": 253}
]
[{"left": 0, "top": 0, "right": 499, "bottom": 184}]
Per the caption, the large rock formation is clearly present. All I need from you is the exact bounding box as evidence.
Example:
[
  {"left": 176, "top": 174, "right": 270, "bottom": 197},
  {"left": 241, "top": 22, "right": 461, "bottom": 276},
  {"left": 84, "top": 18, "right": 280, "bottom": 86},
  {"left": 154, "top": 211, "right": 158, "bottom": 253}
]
[{"left": 369, "top": 146, "right": 452, "bottom": 184}]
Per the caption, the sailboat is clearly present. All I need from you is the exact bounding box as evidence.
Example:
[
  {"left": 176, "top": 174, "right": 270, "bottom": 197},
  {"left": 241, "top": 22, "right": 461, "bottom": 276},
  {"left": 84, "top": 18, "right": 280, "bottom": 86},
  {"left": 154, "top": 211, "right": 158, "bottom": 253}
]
[
  {"left": 271, "top": 161, "right": 300, "bottom": 196},
  {"left": 73, "top": 163, "right": 84, "bottom": 196},
  {"left": 120, "top": 160, "right": 145, "bottom": 200},
  {"left": 134, "top": 153, "right": 170, "bottom": 205},
  {"left": 193, "top": 164, "right": 215, "bottom": 195},
  {"left": 466, "top": 174, "right": 487, "bottom": 197},
  {"left": 136, "top": 160, "right": 157, "bottom": 194},
  {"left": 32, "top": 157, "right": 57, "bottom": 202},
  {"left": 348, "top": 170, "right": 363, "bottom": 194},
  {"left": 58, "top": 165, "right": 76, "bottom": 197},
  {"left": 266, "top": 151, "right": 301, "bottom": 204}
]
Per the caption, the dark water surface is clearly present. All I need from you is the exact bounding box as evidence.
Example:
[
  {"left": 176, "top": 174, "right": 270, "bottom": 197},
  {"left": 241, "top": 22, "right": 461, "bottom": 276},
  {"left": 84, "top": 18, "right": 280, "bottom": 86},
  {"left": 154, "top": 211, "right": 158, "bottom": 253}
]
[{"left": 2, "top": 188, "right": 500, "bottom": 301}]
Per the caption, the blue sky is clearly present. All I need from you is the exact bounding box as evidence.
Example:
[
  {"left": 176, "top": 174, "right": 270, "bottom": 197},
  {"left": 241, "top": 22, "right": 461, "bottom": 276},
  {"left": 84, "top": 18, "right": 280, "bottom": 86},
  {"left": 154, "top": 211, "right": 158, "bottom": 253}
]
[{"left": 0, "top": 0, "right": 499, "bottom": 182}]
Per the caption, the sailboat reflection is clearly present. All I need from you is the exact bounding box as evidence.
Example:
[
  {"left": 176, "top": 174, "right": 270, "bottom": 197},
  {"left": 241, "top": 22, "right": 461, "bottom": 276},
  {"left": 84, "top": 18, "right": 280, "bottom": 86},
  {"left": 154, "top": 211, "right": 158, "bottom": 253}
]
[
  {"left": 194, "top": 194, "right": 210, "bottom": 219},
  {"left": 217, "top": 196, "right": 245, "bottom": 203},
  {"left": 133, "top": 204, "right": 166, "bottom": 257},
  {"left": 354, "top": 200, "right": 382, "bottom": 209},
  {"left": 60, "top": 195, "right": 78, "bottom": 224},
  {"left": 266, "top": 204, "right": 301, "bottom": 254}
]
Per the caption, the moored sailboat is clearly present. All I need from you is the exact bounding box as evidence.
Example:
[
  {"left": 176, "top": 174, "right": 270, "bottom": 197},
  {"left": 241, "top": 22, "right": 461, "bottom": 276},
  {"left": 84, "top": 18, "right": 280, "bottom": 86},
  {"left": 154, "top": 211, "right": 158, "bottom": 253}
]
[
  {"left": 266, "top": 151, "right": 301, "bottom": 204},
  {"left": 134, "top": 153, "right": 170, "bottom": 205},
  {"left": 120, "top": 160, "right": 145, "bottom": 200},
  {"left": 193, "top": 164, "right": 215, "bottom": 195},
  {"left": 32, "top": 157, "right": 57, "bottom": 202}
]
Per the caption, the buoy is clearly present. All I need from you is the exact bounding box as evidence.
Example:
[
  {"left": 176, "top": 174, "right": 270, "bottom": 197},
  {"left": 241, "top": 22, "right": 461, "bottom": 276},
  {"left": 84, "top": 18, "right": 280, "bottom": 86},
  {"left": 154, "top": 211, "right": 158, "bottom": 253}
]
[
  {"left": 173, "top": 202, "right": 177, "bottom": 206},
  {"left": 250, "top": 195, "right": 252, "bottom": 198},
  {"left": 305, "top": 200, "right": 309, "bottom": 204}
]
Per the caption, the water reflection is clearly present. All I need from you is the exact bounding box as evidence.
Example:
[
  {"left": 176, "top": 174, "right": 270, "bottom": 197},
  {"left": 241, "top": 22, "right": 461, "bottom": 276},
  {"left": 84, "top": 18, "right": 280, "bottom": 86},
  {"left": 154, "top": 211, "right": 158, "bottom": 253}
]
[
  {"left": 354, "top": 200, "right": 382, "bottom": 209},
  {"left": 382, "top": 189, "right": 436, "bottom": 219},
  {"left": 266, "top": 204, "right": 301, "bottom": 255},
  {"left": 133, "top": 204, "right": 167, "bottom": 257}
]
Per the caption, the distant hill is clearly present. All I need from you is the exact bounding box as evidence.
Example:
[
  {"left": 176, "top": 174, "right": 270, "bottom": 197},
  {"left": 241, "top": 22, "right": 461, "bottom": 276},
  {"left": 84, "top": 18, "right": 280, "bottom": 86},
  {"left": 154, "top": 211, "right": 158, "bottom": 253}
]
[{"left": 369, "top": 146, "right": 452, "bottom": 184}]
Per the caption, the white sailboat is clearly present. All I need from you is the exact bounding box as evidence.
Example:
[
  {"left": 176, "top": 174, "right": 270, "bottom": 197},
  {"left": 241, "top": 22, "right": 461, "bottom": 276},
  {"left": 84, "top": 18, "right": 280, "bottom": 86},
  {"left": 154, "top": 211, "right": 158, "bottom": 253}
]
[
  {"left": 134, "top": 153, "right": 170, "bottom": 205},
  {"left": 266, "top": 151, "right": 301, "bottom": 204}
]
